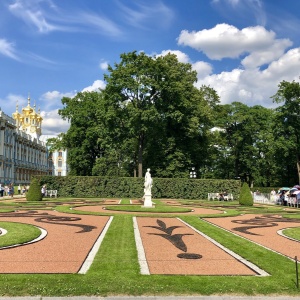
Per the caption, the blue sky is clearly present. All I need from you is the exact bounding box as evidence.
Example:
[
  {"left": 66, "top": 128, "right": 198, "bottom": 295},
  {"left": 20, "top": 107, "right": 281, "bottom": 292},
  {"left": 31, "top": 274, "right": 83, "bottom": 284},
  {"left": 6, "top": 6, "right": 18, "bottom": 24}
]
[{"left": 1, "top": 0, "right": 300, "bottom": 136}]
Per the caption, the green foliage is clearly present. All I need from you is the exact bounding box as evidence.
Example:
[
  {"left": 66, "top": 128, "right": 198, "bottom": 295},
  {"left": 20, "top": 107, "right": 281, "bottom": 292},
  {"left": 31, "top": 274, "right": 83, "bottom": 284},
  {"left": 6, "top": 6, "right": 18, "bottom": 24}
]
[
  {"left": 35, "top": 175, "right": 240, "bottom": 199},
  {"left": 56, "top": 91, "right": 105, "bottom": 176},
  {"left": 55, "top": 51, "right": 218, "bottom": 179},
  {"left": 239, "top": 182, "right": 253, "bottom": 206},
  {"left": 26, "top": 178, "right": 42, "bottom": 201},
  {"left": 52, "top": 60, "right": 300, "bottom": 187},
  {"left": 271, "top": 80, "right": 300, "bottom": 185}
]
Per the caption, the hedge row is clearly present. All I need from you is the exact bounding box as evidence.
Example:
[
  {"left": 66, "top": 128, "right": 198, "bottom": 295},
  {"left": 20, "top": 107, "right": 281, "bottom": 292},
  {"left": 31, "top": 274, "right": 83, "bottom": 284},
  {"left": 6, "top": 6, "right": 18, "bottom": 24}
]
[{"left": 34, "top": 176, "right": 241, "bottom": 200}]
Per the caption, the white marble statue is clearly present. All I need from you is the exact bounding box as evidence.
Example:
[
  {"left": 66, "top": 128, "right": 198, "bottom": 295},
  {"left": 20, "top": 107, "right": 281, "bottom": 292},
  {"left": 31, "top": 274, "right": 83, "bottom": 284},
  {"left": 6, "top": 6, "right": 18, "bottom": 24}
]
[
  {"left": 143, "top": 168, "right": 153, "bottom": 207},
  {"left": 144, "top": 168, "right": 152, "bottom": 195}
]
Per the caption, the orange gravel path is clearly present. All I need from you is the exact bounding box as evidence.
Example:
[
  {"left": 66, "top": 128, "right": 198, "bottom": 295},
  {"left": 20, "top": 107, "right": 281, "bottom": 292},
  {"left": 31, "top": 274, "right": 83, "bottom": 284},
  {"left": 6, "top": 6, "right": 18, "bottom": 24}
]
[
  {"left": 0, "top": 210, "right": 110, "bottom": 273},
  {"left": 205, "top": 214, "right": 300, "bottom": 260},
  {"left": 136, "top": 217, "right": 259, "bottom": 275}
]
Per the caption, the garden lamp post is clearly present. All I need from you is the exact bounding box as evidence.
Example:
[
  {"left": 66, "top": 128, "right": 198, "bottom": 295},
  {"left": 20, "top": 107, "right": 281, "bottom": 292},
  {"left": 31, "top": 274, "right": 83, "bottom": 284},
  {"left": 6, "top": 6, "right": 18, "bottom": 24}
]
[{"left": 190, "top": 167, "right": 197, "bottom": 179}]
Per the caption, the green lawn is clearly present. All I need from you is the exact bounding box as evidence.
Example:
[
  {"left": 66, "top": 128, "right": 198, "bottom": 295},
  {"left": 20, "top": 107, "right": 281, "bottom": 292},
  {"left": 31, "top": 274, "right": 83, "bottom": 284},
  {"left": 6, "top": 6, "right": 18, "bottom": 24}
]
[
  {"left": 283, "top": 227, "right": 300, "bottom": 241},
  {"left": 0, "top": 222, "right": 42, "bottom": 247},
  {"left": 0, "top": 197, "right": 299, "bottom": 297}
]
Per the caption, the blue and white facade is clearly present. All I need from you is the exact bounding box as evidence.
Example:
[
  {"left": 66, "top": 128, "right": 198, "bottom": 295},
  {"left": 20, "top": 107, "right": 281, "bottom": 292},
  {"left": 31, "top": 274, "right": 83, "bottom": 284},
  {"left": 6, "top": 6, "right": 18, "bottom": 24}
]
[{"left": 0, "top": 104, "right": 48, "bottom": 185}]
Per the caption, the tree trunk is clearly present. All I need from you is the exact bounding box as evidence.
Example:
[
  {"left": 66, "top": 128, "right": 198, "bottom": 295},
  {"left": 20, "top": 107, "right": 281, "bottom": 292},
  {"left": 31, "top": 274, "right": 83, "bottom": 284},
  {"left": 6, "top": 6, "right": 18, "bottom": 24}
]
[
  {"left": 297, "top": 159, "right": 300, "bottom": 184},
  {"left": 138, "top": 133, "right": 144, "bottom": 177},
  {"left": 297, "top": 135, "right": 300, "bottom": 184}
]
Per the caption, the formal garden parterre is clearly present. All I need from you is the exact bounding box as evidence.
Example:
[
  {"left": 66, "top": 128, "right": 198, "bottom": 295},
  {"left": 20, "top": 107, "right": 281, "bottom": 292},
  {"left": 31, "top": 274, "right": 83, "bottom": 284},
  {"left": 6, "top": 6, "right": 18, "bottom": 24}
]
[{"left": 0, "top": 192, "right": 300, "bottom": 297}]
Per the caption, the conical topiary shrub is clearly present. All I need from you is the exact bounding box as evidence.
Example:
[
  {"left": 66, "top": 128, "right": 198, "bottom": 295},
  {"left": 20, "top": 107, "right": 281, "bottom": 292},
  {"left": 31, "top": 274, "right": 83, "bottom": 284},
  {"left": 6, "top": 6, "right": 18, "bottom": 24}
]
[
  {"left": 26, "top": 178, "right": 43, "bottom": 201},
  {"left": 239, "top": 182, "right": 253, "bottom": 206}
]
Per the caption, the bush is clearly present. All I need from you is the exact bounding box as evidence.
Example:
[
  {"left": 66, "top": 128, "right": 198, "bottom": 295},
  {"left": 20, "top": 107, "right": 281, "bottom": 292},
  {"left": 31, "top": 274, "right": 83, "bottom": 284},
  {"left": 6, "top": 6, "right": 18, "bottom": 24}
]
[
  {"left": 26, "top": 178, "right": 42, "bottom": 201},
  {"left": 239, "top": 182, "right": 253, "bottom": 206},
  {"left": 33, "top": 175, "right": 241, "bottom": 200}
]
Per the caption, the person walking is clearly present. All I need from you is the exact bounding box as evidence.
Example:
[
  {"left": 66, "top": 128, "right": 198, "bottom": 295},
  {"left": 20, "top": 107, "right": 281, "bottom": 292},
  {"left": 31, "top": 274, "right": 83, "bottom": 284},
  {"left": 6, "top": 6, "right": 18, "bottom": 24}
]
[
  {"left": 18, "top": 184, "right": 21, "bottom": 195},
  {"left": 0, "top": 184, "right": 3, "bottom": 197},
  {"left": 41, "top": 185, "right": 47, "bottom": 198},
  {"left": 9, "top": 184, "right": 14, "bottom": 198}
]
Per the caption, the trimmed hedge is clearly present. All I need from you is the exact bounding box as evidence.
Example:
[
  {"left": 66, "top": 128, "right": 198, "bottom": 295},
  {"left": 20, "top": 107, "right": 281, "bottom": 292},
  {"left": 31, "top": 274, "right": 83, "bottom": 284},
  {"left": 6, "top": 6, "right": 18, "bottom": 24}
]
[
  {"left": 239, "top": 182, "right": 253, "bottom": 206},
  {"left": 26, "top": 178, "right": 43, "bottom": 201},
  {"left": 33, "top": 175, "right": 241, "bottom": 200}
]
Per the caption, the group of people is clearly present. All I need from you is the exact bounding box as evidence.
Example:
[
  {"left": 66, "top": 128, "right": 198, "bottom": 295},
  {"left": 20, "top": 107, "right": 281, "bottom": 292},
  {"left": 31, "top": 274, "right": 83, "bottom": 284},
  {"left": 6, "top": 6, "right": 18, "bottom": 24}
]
[
  {"left": 218, "top": 191, "right": 229, "bottom": 201},
  {"left": 0, "top": 184, "right": 30, "bottom": 198},
  {"left": 0, "top": 183, "right": 15, "bottom": 198},
  {"left": 274, "top": 187, "right": 300, "bottom": 207}
]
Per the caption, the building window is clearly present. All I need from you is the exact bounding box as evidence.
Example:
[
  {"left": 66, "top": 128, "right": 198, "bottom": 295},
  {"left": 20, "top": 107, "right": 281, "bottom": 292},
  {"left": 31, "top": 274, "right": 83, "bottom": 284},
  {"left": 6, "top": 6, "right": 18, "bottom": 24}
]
[
  {"left": 58, "top": 160, "right": 62, "bottom": 168},
  {"left": 58, "top": 151, "right": 62, "bottom": 157},
  {"left": 58, "top": 172, "right": 61, "bottom": 176}
]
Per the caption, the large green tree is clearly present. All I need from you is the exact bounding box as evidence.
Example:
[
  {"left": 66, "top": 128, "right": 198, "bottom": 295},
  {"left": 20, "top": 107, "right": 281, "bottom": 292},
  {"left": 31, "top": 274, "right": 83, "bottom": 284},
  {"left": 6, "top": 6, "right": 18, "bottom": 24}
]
[
  {"left": 212, "top": 102, "right": 277, "bottom": 186},
  {"left": 56, "top": 91, "right": 105, "bottom": 175},
  {"left": 271, "top": 80, "right": 300, "bottom": 184},
  {"left": 103, "top": 51, "right": 216, "bottom": 178}
]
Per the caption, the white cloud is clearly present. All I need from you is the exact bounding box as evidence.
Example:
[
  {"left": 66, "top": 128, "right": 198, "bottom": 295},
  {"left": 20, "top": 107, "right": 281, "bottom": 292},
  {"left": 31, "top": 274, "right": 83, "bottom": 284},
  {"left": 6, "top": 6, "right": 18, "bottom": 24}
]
[
  {"left": 177, "top": 24, "right": 292, "bottom": 67},
  {"left": 118, "top": 1, "right": 174, "bottom": 29},
  {"left": 196, "top": 47, "right": 300, "bottom": 107},
  {"left": 159, "top": 49, "right": 190, "bottom": 63},
  {"left": 0, "top": 38, "right": 18, "bottom": 60},
  {"left": 192, "top": 61, "right": 213, "bottom": 79},
  {"left": 157, "top": 49, "right": 212, "bottom": 79},
  {"left": 8, "top": 0, "right": 59, "bottom": 33},
  {"left": 197, "top": 69, "right": 242, "bottom": 104},
  {"left": 176, "top": 22, "right": 300, "bottom": 107},
  {"left": 8, "top": 0, "right": 122, "bottom": 36},
  {"left": 241, "top": 39, "right": 292, "bottom": 69},
  {"left": 99, "top": 61, "right": 108, "bottom": 70},
  {"left": 82, "top": 80, "right": 106, "bottom": 92},
  {"left": 39, "top": 79, "right": 107, "bottom": 135},
  {"left": 41, "top": 90, "right": 75, "bottom": 101},
  {"left": 0, "top": 94, "right": 27, "bottom": 114},
  {"left": 40, "top": 90, "right": 76, "bottom": 111},
  {"left": 37, "top": 80, "right": 105, "bottom": 135},
  {"left": 79, "top": 13, "right": 122, "bottom": 37},
  {"left": 211, "top": 0, "right": 266, "bottom": 27},
  {"left": 40, "top": 109, "right": 69, "bottom": 136}
]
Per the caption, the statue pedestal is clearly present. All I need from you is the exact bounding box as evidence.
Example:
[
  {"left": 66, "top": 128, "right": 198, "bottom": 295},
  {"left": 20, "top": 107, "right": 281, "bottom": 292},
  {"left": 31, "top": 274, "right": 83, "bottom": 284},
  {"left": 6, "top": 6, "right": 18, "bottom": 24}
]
[{"left": 143, "top": 193, "right": 153, "bottom": 207}]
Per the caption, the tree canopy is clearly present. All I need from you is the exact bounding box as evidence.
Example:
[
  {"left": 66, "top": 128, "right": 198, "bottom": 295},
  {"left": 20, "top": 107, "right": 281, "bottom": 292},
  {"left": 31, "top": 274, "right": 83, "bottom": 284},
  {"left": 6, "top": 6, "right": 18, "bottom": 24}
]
[{"left": 52, "top": 50, "right": 300, "bottom": 187}]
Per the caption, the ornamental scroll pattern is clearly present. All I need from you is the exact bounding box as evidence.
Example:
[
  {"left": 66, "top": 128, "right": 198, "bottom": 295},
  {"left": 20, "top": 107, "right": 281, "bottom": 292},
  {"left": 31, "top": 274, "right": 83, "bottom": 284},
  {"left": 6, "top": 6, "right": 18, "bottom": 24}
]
[
  {"left": 0, "top": 210, "right": 97, "bottom": 233},
  {"left": 144, "top": 219, "right": 202, "bottom": 259}
]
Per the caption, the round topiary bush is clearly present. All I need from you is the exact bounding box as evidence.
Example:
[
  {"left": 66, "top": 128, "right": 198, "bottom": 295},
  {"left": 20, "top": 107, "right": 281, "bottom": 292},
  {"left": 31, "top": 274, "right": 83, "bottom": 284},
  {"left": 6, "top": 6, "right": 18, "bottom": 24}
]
[
  {"left": 239, "top": 182, "right": 253, "bottom": 206},
  {"left": 26, "top": 178, "right": 43, "bottom": 201}
]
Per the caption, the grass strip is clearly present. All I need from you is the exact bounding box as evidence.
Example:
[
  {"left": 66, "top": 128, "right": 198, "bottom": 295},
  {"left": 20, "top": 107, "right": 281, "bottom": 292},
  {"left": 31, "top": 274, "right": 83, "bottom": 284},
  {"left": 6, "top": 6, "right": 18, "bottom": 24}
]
[
  {"left": 103, "top": 204, "right": 191, "bottom": 213},
  {"left": 0, "top": 222, "right": 42, "bottom": 247}
]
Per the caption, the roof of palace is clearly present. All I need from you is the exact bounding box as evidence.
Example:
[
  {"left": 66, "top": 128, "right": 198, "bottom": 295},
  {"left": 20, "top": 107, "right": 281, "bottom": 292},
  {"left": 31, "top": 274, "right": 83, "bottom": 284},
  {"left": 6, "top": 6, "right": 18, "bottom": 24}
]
[{"left": 12, "top": 96, "right": 43, "bottom": 139}]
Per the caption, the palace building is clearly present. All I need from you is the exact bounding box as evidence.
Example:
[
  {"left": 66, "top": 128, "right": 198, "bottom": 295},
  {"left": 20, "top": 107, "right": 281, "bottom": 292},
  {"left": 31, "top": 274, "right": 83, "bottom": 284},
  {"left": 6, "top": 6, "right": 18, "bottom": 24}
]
[{"left": 0, "top": 96, "right": 67, "bottom": 185}]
